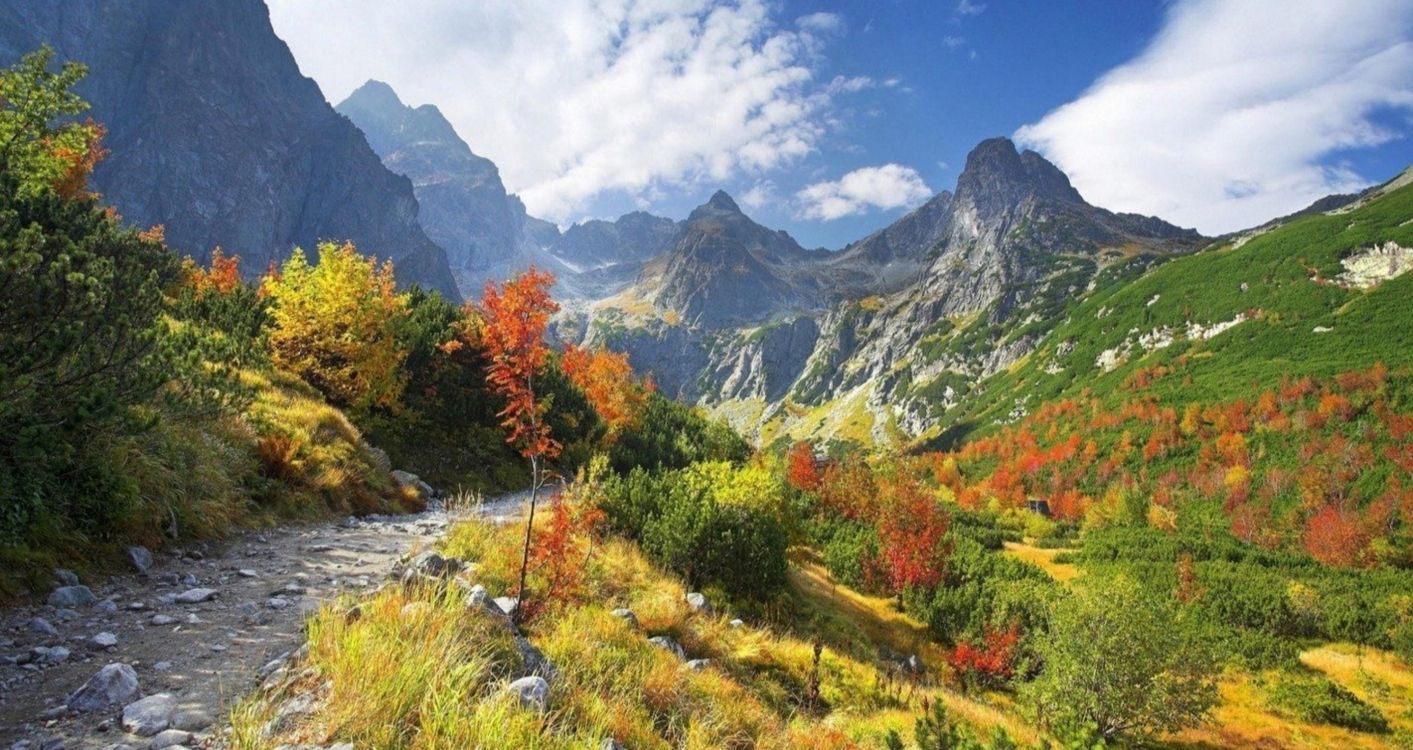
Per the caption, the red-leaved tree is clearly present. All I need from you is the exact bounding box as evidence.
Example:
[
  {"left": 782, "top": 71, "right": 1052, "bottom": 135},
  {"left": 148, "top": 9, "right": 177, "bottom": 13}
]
[
  {"left": 786, "top": 440, "right": 822, "bottom": 493},
  {"left": 875, "top": 473, "right": 951, "bottom": 594},
  {"left": 948, "top": 622, "right": 1020, "bottom": 691},
  {"left": 560, "top": 343, "right": 652, "bottom": 439},
  {"left": 480, "top": 267, "right": 560, "bottom": 620}
]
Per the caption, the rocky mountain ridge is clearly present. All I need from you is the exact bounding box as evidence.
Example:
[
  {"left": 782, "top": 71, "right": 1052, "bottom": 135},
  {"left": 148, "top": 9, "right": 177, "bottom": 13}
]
[{"left": 575, "top": 138, "right": 1205, "bottom": 445}]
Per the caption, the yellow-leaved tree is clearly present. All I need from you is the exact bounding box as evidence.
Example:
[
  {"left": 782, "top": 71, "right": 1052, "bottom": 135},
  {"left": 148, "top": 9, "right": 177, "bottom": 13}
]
[{"left": 264, "top": 241, "right": 409, "bottom": 410}]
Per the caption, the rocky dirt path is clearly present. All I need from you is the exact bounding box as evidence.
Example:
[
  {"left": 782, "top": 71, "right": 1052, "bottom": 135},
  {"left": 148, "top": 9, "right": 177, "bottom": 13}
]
[{"left": 0, "top": 492, "right": 528, "bottom": 750}]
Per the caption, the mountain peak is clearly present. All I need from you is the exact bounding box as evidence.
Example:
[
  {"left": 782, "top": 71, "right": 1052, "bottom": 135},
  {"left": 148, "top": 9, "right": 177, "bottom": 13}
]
[
  {"left": 956, "top": 136, "right": 1083, "bottom": 206},
  {"left": 707, "top": 190, "right": 741, "bottom": 212},
  {"left": 344, "top": 79, "right": 404, "bottom": 111}
]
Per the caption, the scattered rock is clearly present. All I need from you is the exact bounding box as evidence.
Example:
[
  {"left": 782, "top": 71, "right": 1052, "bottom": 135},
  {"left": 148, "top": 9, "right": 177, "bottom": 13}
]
[
  {"left": 493, "top": 597, "right": 519, "bottom": 618},
  {"left": 153, "top": 661, "right": 172, "bottom": 672},
  {"left": 26, "top": 617, "right": 59, "bottom": 637},
  {"left": 684, "top": 592, "right": 711, "bottom": 615},
  {"left": 236, "top": 569, "right": 258, "bottom": 578},
  {"left": 33, "top": 646, "right": 70, "bottom": 665},
  {"left": 903, "top": 654, "right": 925, "bottom": 675},
  {"left": 391, "top": 469, "right": 435, "bottom": 499},
  {"left": 47, "top": 585, "right": 98, "bottom": 608},
  {"left": 150, "top": 615, "right": 177, "bottom": 626},
  {"left": 515, "top": 636, "right": 556, "bottom": 680},
  {"left": 265, "top": 597, "right": 292, "bottom": 610},
  {"left": 146, "top": 729, "right": 192, "bottom": 750},
  {"left": 89, "top": 632, "right": 119, "bottom": 650},
  {"left": 121, "top": 693, "right": 176, "bottom": 736},
  {"left": 53, "top": 608, "right": 79, "bottom": 622},
  {"left": 728, "top": 618, "right": 745, "bottom": 629},
  {"left": 610, "top": 608, "right": 639, "bottom": 629},
  {"left": 95, "top": 599, "right": 119, "bottom": 613},
  {"left": 126, "top": 601, "right": 147, "bottom": 611},
  {"left": 127, "top": 546, "right": 154, "bottom": 573},
  {"left": 237, "top": 601, "right": 272, "bottom": 625},
  {"left": 685, "top": 658, "right": 711, "bottom": 671},
  {"left": 67, "top": 663, "right": 139, "bottom": 712},
  {"left": 502, "top": 675, "right": 550, "bottom": 712},
  {"left": 169, "top": 709, "right": 213, "bottom": 732},
  {"left": 648, "top": 636, "right": 685, "bottom": 660},
  {"left": 464, "top": 585, "right": 513, "bottom": 629},
  {"left": 53, "top": 569, "right": 80, "bottom": 587},
  {"left": 173, "top": 588, "right": 217, "bottom": 604},
  {"left": 600, "top": 740, "right": 626, "bottom": 750},
  {"left": 40, "top": 704, "right": 71, "bottom": 719}
]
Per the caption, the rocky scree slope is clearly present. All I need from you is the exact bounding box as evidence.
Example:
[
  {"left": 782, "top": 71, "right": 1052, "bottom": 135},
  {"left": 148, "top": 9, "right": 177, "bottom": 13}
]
[{"left": 0, "top": 0, "right": 459, "bottom": 298}]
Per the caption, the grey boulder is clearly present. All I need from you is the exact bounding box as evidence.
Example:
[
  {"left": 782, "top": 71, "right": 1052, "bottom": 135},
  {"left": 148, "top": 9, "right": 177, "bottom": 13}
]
[
  {"left": 121, "top": 693, "right": 176, "bottom": 736},
  {"left": 127, "top": 546, "right": 154, "bottom": 573},
  {"left": 502, "top": 675, "right": 549, "bottom": 712},
  {"left": 47, "top": 586, "right": 98, "bottom": 608},
  {"left": 610, "top": 608, "right": 639, "bottom": 629},
  {"left": 67, "top": 663, "right": 139, "bottom": 712},
  {"left": 684, "top": 592, "right": 711, "bottom": 615},
  {"left": 26, "top": 617, "right": 58, "bottom": 637},
  {"left": 146, "top": 729, "right": 191, "bottom": 750},
  {"left": 173, "top": 588, "right": 217, "bottom": 604},
  {"left": 648, "top": 636, "right": 685, "bottom": 660}
]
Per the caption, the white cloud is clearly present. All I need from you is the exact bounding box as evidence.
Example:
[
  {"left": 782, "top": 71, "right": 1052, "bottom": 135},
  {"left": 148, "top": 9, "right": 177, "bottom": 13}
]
[
  {"left": 267, "top": 0, "right": 852, "bottom": 222},
  {"left": 942, "top": 35, "right": 966, "bottom": 51},
  {"left": 740, "top": 179, "right": 778, "bottom": 209},
  {"left": 796, "top": 12, "right": 844, "bottom": 34},
  {"left": 955, "top": 0, "right": 986, "bottom": 19},
  {"left": 796, "top": 164, "right": 931, "bottom": 220},
  {"left": 1015, "top": 0, "right": 1413, "bottom": 234},
  {"left": 826, "top": 75, "right": 875, "bottom": 94}
]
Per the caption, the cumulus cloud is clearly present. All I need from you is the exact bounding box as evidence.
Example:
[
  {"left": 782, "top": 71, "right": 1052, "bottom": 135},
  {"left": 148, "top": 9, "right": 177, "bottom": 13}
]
[
  {"left": 1015, "top": 0, "right": 1413, "bottom": 234},
  {"left": 267, "top": 0, "right": 859, "bottom": 221},
  {"left": 740, "top": 179, "right": 778, "bottom": 209},
  {"left": 796, "top": 164, "right": 931, "bottom": 220}
]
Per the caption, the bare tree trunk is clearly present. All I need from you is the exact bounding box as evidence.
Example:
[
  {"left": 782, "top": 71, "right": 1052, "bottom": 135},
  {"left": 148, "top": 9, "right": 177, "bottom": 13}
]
[{"left": 514, "top": 452, "right": 542, "bottom": 625}]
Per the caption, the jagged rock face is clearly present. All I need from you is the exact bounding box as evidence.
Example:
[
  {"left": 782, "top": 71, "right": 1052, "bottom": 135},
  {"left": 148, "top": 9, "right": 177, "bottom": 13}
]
[
  {"left": 700, "top": 317, "right": 820, "bottom": 402},
  {"left": 584, "top": 138, "right": 1203, "bottom": 442},
  {"left": 819, "top": 190, "right": 954, "bottom": 296},
  {"left": 0, "top": 0, "right": 459, "bottom": 298},
  {"left": 648, "top": 191, "right": 823, "bottom": 327},
  {"left": 551, "top": 212, "right": 681, "bottom": 270},
  {"left": 337, "top": 81, "right": 538, "bottom": 295}
]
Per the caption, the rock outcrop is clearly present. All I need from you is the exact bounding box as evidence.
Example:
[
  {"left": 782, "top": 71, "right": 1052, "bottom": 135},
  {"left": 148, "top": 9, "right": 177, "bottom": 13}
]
[{"left": 0, "top": 0, "right": 459, "bottom": 298}]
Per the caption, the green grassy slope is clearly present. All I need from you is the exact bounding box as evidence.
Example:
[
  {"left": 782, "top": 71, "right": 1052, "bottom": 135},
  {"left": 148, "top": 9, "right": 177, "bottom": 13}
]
[{"left": 930, "top": 176, "right": 1413, "bottom": 444}]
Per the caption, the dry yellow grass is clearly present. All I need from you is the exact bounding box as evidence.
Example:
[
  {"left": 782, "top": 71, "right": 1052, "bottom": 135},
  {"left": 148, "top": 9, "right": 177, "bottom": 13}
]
[
  {"left": 236, "top": 519, "right": 938, "bottom": 749},
  {"left": 785, "top": 549, "right": 1042, "bottom": 747},
  {"left": 1001, "top": 540, "right": 1081, "bottom": 583}
]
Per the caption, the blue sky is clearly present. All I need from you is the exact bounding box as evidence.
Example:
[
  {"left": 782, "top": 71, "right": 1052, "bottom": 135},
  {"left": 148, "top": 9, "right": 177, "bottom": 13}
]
[{"left": 269, "top": 0, "right": 1413, "bottom": 248}]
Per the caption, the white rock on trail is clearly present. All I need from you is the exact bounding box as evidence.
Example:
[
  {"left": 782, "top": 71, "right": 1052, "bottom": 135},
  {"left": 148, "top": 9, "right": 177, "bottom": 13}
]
[{"left": 173, "top": 588, "right": 217, "bottom": 604}]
